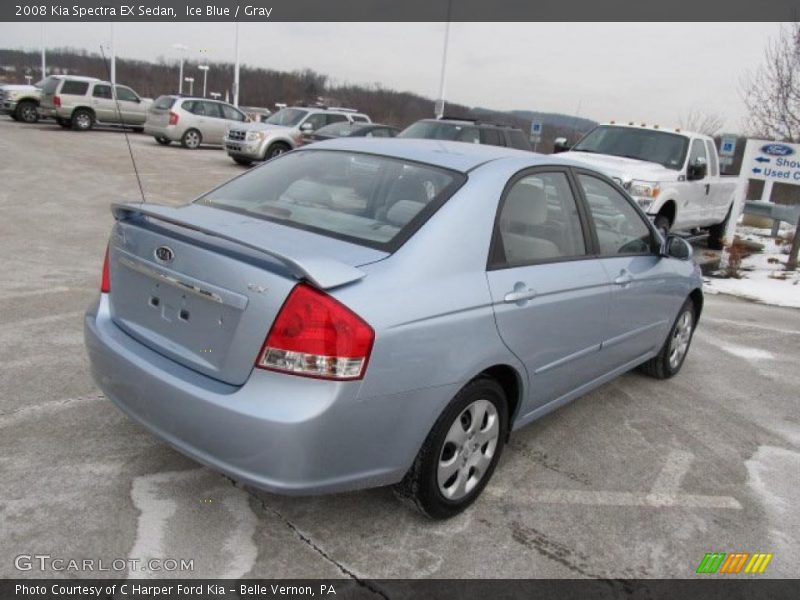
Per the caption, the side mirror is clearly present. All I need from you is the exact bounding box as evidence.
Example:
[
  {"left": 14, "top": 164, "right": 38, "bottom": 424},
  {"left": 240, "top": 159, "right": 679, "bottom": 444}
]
[
  {"left": 687, "top": 157, "right": 707, "bottom": 181},
  {"left": 661, "top": 234, "right": 693, "bottom": 260},
  {"left": 553, "top": 137, "right": 571, "bottom": 153},
  {"left": 300, "top": 122, "right": 313, "bottom": 132}
]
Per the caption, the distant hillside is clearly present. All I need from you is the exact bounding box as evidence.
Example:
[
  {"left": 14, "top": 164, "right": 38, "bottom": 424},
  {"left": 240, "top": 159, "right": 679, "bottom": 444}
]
[{"left": 0, "top": 47, "right": 594, "bottom": 150}]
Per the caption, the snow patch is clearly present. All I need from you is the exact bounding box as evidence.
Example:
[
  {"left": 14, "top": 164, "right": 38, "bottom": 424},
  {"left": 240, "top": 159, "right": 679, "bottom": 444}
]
[{"left": 717, "top": 344, "right": 775, "bottom": 361}]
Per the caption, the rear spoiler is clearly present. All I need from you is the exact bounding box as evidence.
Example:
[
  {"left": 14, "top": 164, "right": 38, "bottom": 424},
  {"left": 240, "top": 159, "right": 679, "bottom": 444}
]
[{"left": 111, "top": 202, "right": 366, "bottom": 290}]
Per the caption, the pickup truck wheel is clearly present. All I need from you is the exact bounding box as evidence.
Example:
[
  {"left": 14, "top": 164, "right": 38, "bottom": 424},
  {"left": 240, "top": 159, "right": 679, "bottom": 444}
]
[
  {"left": 707, "top": 206, "right": 732, "bottom": 250},
  {"left": 638, "top": 299, "right": 695, "bottom": 379},
  {"left": 266, "top": 142, "right": 290, "bottom": 160},
  {"left": 154, "top": 136, "right": 171, "bottom": 146},
  {"left": 233, "top": 157, "right": 253, "bottom": 166},
  {"left": 654, "top": 214, "right": 671, "bottom": 238},
  {"left": 15, "top": 100, "right": 39, "bottom": 123},
  {"left": 393, "top": 377, "right": 508, "bottom": 519},
  {"left": 71, "top": 108, "right": 95, "bottom": 131},
  {"left": 181, "top": 129, "right": 202, "bottom": 149}
]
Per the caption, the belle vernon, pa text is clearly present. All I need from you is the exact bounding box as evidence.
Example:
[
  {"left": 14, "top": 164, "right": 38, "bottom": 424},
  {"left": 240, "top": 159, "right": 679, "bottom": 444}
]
[
  {"left": 16, "top": 583, "right": 338, "bottom": 597},
  {"left": 41, "top": 4, "right": 274, "bottom": 18}
]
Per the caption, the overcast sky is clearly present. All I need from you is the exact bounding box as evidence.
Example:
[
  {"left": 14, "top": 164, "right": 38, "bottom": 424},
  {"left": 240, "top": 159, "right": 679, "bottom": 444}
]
[{"left": 0, "top": 22, "right": 782, "bottom": 131}]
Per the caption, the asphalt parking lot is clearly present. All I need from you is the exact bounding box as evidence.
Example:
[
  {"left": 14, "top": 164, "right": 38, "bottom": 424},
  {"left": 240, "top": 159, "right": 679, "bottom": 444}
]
[{"left": 1, "top": 118, "right": 799, "bottom": 583}]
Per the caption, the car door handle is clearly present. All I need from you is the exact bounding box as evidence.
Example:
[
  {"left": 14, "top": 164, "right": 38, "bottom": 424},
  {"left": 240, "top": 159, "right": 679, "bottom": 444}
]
[
  {"left": 504, "top": 285, "right": 537, "bottom": 304},
  {"left": 614, "top": 270, "right": 633, "bottom": 286}
]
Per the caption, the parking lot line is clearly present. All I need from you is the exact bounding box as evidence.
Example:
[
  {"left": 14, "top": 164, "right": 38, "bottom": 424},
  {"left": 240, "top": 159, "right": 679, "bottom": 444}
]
[
  {"left": 0, "top": 394, "right": 104, "bottom": 428},
  {"left": 0, "top": 310, "right": 84, "bottom": 329}
]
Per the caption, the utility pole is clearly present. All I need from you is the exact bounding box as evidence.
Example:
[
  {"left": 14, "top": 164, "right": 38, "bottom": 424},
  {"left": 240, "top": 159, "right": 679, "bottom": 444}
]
[
  {"left": 40, "top": 23, "right": 46, "bottom": 79},
  {"left": 110, "top": 22, "right": 116, "bottom": 87},
  {"left": 233, "top": 22, "right": 240, "bottom": 107}
]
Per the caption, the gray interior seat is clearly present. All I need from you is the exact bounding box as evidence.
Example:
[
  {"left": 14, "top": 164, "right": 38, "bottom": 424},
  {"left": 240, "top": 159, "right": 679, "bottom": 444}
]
[{"left": 500, "top": 181, "right": 560, "bottom": 262}]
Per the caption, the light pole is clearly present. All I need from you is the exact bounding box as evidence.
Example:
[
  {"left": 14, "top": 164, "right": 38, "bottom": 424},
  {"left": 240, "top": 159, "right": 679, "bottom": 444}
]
[
  {"left": 173, "top": 43, "right": 188, "bottom": 94},
  {"left": 435, "top": 0, "right": 453, "bottom": 119},
  {"left": 209, "top": 92, "right": 221, "bottom": 100},
  {"left": 40, "top": 23, "right": 46, "bottom": 80},
  {"left": 233, "top": 22, "right": 240, "bottom": 106},
  {"left": 198, "top": 65, "right": 209, "bottom": 98},
  {"left": 184, "top": 77, "right": 194, "bottom": 96}
]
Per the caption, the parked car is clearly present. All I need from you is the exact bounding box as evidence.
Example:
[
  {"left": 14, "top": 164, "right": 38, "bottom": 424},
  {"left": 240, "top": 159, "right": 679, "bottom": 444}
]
[
  {"left": 224, "top": 105, "right": 371, "bottom": 165},
  {"left": 38, "top": 75, "right": 152, "bottom": 131},
  {"left": 300, "top": 122, "right": 398, "bottom": 145},
  {"left": 556, "top": 123, "right": 739, "bottom": 248},
  {"left": 240, "top": 106, "right": 272, "bottom": 123},
  {"left": 84, "top": 139, "right": 702, "bottom": 519},
  {"left": 0, "top": 80, "right": 44, "bottom": 123},
  {"left": 399, "top": 118, "right": 533, "bottom": 151},
  {"left": 144, "top": 95, "right": 250, "bottom": 149}
]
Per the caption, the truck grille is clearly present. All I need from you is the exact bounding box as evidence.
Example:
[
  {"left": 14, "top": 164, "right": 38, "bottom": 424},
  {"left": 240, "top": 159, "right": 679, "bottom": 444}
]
[{"left": 228, "top": 130, "right": 246, "bottom": 141}]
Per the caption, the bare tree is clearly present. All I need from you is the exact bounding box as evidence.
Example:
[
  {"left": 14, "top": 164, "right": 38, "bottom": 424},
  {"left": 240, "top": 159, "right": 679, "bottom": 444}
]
[
  {"left": 679, "top": 109, "right": 725, "bottom": 136},
  {"left": 741, "top": 22, "right": 800, "bottom": 142}
]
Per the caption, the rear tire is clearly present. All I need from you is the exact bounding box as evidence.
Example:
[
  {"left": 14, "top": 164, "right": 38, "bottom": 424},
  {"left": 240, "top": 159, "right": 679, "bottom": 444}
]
[
  {"left": 638, "top": 299, "right": 695, "bottom": 380},
  {"left": 15, "top": 100, "right": 39, "bottom": 123},
  {"left": 71, "top": 108, "right": 94, "bottom": 131},
  {"left": 181, "top": 128, "right": 202, "bottom": 149},
  {"left": 707, "top": 205, "right": 732, "bottom": 250},
  {"left": 155, "top": 136, "right": 171, "bottom": 146},
  {"left": 393, "top": 377, "right": 508, "bottom": 519},
  {"left": 233, "top": 157, "right": 253, "bottom": 166}
]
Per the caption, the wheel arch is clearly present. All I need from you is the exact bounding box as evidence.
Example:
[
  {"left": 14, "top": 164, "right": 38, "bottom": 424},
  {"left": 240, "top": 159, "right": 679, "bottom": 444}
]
[
  {"left": 689, "top": 287, "right": 704, "bottom": 323},
  {"left": 475, "top": 364, "right": 525, "bottom": 436},
  {"left": 657, "top": 199, "right": 677, "bottom": 227}
]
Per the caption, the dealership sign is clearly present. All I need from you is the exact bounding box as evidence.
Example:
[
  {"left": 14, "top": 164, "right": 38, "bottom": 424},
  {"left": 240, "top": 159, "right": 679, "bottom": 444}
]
[{"left": 743, "top": 139, "right": 800, "bottom": 185}]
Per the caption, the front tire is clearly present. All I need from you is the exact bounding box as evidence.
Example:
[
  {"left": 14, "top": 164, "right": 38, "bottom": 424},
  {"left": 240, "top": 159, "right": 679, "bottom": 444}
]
[
  {"left": 71, "top": 108, "right": 94, "bottom": 131},
  {"left": 15, "top": 100, "right": 39, "bottom": 123},
  {"left": 394, "top": 378, "right": 508, "bottom": 519},
  {"left": 707, "top": 205, "right": 732, "bottom": 250},
  {"left": 266, "top": 142, "right": 290, "bottom": 160},
  {"left": 181, "top": 128, "right": 202, "bottom": 149},
  {"left": 639, "top": 299, "right": 695, "bottom": 379}
]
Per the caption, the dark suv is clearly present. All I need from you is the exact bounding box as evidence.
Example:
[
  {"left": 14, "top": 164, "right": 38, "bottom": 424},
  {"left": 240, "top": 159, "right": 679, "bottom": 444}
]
[{"left": 398, "top": 118, "right": 533, "bottom": 151}]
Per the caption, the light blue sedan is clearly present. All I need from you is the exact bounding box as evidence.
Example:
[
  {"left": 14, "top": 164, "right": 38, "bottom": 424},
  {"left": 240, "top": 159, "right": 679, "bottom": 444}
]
[{"left": 84, "top": 139, "right": 702, "bottom": 519}]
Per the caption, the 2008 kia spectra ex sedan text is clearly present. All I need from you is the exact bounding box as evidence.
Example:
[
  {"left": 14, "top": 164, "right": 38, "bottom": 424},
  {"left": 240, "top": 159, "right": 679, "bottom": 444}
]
[{"left": 84, "top": 138, "right": 703, "bottom": 519}]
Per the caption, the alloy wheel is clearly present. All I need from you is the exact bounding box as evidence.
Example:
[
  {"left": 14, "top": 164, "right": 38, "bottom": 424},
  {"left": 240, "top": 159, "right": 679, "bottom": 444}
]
[{"left": 669, "top": 310, "right": 693, "bottom": 369}]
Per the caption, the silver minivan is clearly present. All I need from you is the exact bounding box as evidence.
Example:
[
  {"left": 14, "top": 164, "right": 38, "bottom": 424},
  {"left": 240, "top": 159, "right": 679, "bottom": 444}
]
[
  {"left": 38, "top": 75, "right": 151, "bottom": 131},
  {"left": 144, "top": 95, "right": 250, "bottom": 149}
]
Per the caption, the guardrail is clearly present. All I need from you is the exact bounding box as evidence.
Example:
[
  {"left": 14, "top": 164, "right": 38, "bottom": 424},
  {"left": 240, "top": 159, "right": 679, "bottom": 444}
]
[{"left": 743, "top": 201, "right": 800, "bottom": 270}]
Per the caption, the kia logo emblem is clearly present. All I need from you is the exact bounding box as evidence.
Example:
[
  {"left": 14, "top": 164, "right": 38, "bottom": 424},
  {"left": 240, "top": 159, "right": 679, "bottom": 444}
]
[
  {"left": 760, "top": 143, "right": 795, "bottom": 157},
  {"left": 154, "top": 246, "right": 174, "bottom": 263}
]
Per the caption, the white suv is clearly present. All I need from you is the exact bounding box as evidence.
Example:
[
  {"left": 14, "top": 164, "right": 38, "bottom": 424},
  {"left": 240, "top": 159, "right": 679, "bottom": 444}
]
[{"left": 224, "top": 105, "right": 371, "bottom": 165}]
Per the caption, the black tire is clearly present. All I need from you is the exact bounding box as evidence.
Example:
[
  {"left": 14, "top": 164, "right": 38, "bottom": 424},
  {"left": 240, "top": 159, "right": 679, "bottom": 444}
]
[
  {"left": 266, "top": 142, "right": 290, "bottom": 160},
  {"left": 394, "top": 377, "right": 509, "bottom": 519},
  {"left": 707, "top": 205, "right": 732, "bottom": 251},
  {"left": 639, "top": 299, "right": 696, "bottom": 380},
  {"left": 154, "top": 136, "right": 171, "bottom": 146},
  {"left": 14, "top": 100, "right": 39, "bottom": 123},
  {"left": 233, "top": 157, "right": 253, "bottom": 166},
  {"left": 654, "top": 213, "right": 671, "bottom": 238},
  {"left": 181, "top": 128, "right": 202, "bottom": 149},
  {"left": 71, "top": 108, "right": 95, "bottom": 131}
]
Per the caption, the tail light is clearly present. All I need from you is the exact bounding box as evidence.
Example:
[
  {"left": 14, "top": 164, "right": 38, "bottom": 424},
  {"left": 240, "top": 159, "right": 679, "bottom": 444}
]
[
  {"left": 256, "top": 284, "right": 374, "bottom": 380},
  {"left": 53, "top": 96, "right": 61, "bottom": 108},
  {"left": 168, "top": 111, "right": 179, "bottom": 126},
  {"left": 100, "top": 246, "right": 111, "bottom": 293}
]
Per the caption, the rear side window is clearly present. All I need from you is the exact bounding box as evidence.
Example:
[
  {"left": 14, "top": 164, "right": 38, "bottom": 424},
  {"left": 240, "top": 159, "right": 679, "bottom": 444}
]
[
  {"left": 60, "top": 80, "right": 89, "bottom": 95},
  {"left": 506, "top": 129, "right": 532, "bottom": 151},
  {"left": 493, "top": 172, "right": 586, "bottom": 267},
  {"left": 220, "top": 104, "right": 246, "bottom": 121},
  {"left": 480, "top": 128, "right": 504, "bottom": 146},
  {"left": 92, "top": 84, "right": 112, "bottom": 99},
  {"left": 115, "top": 86, "right": 139, "bottom": 102},
  {"left": 578, "top": 174, "right": 653, "bottom": 256},
  {"left": 153, "top": 96, "right": 176, "bottom": 110},
  {"left": 197, "top": 150, "right": 465, "bottom": 251}
]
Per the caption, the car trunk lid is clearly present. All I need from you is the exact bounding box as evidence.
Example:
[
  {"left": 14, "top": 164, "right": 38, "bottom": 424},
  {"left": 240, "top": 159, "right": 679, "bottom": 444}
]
[{"left": 107, "top": 202, "right": 385, "bottom": 386}]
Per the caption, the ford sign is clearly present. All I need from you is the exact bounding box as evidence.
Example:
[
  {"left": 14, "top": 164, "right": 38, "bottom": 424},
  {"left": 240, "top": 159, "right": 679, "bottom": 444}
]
[{"left": 760, "top": 143, "right": 795, "bottom": 157}]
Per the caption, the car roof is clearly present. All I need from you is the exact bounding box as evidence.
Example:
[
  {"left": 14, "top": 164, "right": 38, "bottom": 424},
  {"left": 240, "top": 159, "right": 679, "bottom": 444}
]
[
  {"left": 303, "top": 138, "right": 563, "bottom": 172},
  {"left": 53, "top": 75, "right": 101, "bottom": 82}
]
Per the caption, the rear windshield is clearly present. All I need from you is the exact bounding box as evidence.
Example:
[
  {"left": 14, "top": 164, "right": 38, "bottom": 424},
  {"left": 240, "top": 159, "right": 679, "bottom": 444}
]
[
  {"left": 153, "top": 95, "right": 176, "bottom": 110},
  {"left": 42, "top": 77, "right": 60, "bottom": 94},
  {"left": 197, "top": 150, "right": 465, "bottom": 251},
  {"left": 60, "top": 80, "right": 90, "bottom": 96},
  {"left": 507, "top": 129, "right": 532, "bottom": 151},
  {"left": 265, "top": 108, "right": 308, "bottom": 127}
]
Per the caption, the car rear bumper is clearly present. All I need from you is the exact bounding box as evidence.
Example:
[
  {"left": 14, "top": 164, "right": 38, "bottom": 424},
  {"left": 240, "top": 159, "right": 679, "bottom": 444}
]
[
  {"left": 84, "top": 294, "right": 441, "bottom": 495},
  {"left": 144, "top": 124, "right": 179, "bottom": 140}
]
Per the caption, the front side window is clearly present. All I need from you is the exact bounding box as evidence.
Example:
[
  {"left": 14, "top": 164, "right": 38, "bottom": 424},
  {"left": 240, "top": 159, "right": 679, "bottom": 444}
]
[
  {"left": 506, "top": 129, "right": 532, "bottom": 151},
  {"left": 578, "top": 174, "right": 653, "bottom": 256},
  {"left": 326, "top": 114, "right": 348, "bottom": 126},
  {"left": 60, "top": 80, "right": 89, "bottom": 95},
  {"left": 197, "top": 150, "right": 465, "bottom": 250},
  {"left": 302, "top": 113, "right": 328, "bottom": 130},
  {"left": 265, "top": 108, "right": 308, "bottom": 127},
  {"left": 493, "top": 171, "right": 586, "bottom": 267},
  {"left": 115, "top": 86, "right": 139, "bottom": 102}
]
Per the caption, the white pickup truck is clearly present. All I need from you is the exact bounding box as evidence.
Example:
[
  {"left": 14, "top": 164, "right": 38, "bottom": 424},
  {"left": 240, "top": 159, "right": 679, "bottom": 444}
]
[{"left": 557, "top": 123, "right": 738, "bottom": 249}]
